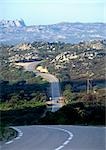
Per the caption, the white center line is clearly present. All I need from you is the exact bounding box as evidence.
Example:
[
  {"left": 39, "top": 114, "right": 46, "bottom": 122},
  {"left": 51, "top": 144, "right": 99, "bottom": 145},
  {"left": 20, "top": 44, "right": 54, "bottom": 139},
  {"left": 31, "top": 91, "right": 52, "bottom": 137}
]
[{"left": 39, "top": 126, "right": 73, "bottom": 150}]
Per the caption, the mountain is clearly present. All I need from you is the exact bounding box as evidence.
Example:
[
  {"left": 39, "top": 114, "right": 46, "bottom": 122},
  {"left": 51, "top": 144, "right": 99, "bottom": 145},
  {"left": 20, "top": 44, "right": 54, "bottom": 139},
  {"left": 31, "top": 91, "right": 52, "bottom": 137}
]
[
  {"left": 0, "top": 20, "right": 106, "bottom": 44},
  {"left": 0, "top": 19, "right": 26, "bottom": 28}
]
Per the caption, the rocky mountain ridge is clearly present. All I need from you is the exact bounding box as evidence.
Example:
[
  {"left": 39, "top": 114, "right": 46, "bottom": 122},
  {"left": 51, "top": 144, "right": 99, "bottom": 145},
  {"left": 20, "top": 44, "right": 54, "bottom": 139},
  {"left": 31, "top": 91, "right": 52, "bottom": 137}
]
[
  {"left": 0, "top": 19, "right": 106, "bottom": 44},
  {"left": 0, "top": 19, "right": 26, "bottom": 28}
]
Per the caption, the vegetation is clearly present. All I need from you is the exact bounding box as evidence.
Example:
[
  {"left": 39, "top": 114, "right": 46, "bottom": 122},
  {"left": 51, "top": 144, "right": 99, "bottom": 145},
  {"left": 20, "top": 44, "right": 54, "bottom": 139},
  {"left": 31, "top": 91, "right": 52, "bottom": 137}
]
[
  {"left": 0, "top": 41, "right": 105, "bottom": 127},
  {"left": 41, "top": 102, "right": 105, "bottom": 125},
  {"left": 63, "top": 84, "right": 74, "bottom": 104},
  {"left": 39, "top": 86, "right": 105, "bottom": 125},
  {"left": 40, "top": 89, "right": 105, "bottom": 125},
  {"left": 0, "top": 124, "right": 17, "bottom": 141},
  {"left": 0, "top": 100, "right": 45, "bottom": 111},
  {"left": 0, "top": 59, "right": 49, "bottom": 127},
  {"left": 1, "top": 105, "right": 46, "bottom": 126},
  {"left": 1, "top": 84, "right": 104, "bottom": 126}
]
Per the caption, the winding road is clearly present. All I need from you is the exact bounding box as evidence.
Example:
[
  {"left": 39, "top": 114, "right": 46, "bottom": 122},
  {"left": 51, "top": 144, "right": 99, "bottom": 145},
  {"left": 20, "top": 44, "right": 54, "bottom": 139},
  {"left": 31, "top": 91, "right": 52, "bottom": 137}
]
[
  {"left": 2, "top": 62, "right": 105, "bottom": 150},
  {"left": 1, "top": 125, "right": 105, "bottom": 150},
  {"left": 15, "top": 61, "right": 62, "bottom": 112},
  {"left": 36, "top": 72, "right": 62, "bottom": 112}
]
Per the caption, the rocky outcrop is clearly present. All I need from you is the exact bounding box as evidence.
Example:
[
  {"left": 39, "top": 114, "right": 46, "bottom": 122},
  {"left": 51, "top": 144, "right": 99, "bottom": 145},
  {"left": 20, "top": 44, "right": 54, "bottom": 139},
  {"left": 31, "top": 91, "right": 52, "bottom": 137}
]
[
  {"left": 0, "top": 19, "right": 26, "bottom": 27},
  {"left": 0, "top": 20, "right": 105, "bottom": 44}
]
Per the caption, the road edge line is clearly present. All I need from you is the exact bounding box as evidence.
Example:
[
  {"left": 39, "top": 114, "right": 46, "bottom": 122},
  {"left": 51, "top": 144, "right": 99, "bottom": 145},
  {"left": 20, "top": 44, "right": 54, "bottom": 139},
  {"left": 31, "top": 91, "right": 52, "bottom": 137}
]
[{"left": 5, "top": 127, "right": 23, "bottom": 145}]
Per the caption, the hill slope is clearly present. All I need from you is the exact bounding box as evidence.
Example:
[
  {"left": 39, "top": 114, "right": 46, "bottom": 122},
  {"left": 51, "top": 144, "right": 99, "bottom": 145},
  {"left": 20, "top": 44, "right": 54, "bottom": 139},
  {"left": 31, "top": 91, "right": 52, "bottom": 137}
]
[{"left": 0, "top": 20, "right": 106, "bottom": 44}]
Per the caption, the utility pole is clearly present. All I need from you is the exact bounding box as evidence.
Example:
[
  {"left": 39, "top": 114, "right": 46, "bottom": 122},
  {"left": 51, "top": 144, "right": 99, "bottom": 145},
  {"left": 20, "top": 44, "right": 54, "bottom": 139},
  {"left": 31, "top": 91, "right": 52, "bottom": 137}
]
[
  {"left": 86, "top": 71, "right": 93, "bottom": 94},
  {"left": 87, "top": 78, "right": 90, "bottom": 94},
  {"left": 87, "top": 78, "right": 92, "bottom": 94}
]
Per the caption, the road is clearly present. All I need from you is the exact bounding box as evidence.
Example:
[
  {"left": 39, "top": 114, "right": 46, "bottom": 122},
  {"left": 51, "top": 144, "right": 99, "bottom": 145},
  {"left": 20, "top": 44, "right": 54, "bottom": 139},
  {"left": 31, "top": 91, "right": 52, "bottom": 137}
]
[
  {"left": 15, "top": 61, "right": 42, "bottom": 72},
  {"left": 36, "top": 72, "right": 62, "bottom": 112},
  {"left": 15, "top": 61, "right": 62, "bottom": 112},
  {"left": 1, "top": 125, "right": 105, "bottom": 150}
]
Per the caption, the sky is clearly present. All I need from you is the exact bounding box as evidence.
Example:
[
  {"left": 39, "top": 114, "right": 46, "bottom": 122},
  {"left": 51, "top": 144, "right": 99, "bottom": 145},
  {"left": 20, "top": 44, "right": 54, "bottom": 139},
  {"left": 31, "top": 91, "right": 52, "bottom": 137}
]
[{"left": 0, "top": 0, "right": 105, "bottom": 25}]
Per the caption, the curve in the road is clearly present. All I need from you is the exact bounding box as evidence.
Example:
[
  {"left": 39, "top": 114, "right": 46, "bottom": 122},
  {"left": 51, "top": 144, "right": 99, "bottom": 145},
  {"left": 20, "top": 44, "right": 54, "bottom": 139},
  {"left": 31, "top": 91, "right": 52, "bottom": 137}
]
[
  {"left": 2, "top": 125, "right": 105, "bottom": 150},
  {"left": 15, "top": 61, "right": 62, "bottom": 112},
  {"left": 36, "top": 73, "right": 62, "bottom": 112},
  {"left": 39, "top": 126, "right": 73, "bottom": 150},
  {"left": 3, "top": 126, "right": 73, "bottom": 150},
  {"left": 5, "top": 127, "right": 23, "bottom": 145}
]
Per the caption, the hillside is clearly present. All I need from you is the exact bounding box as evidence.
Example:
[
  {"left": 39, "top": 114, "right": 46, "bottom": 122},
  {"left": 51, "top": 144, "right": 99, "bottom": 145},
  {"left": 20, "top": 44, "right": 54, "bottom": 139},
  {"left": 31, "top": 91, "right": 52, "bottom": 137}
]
[
  {"left": 46, "top": 40, "right": 106, "bottom": 81},
  {"left": 0, "top": 40, "right": 105, "bottom": 126},
  {"left": 1, "top": 40, "right": 105, "bottom": 82},
  {"left": 0, "top": 20, "right": 106, "bottom": 44}
]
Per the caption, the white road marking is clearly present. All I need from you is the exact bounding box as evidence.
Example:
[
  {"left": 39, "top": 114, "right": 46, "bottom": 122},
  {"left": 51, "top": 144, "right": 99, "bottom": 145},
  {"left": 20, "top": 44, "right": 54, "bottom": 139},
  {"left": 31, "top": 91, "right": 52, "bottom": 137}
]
[
  {"left": 4, "top": 125, "right": 73, "bottom": 150},
  {"left": 11, "top": 127, "right": 23, "bottom": 139},
  {"left": 39, "top": 126, "right": 73, "bottom": 150},
  {"left": 5, "top": 140, "right": 13, "bottom": 144},
  {"left": 5, "top": 127, "right": 23, "bottom": 145},
  {"left": 14, "top": 136, "right": 21, "bottom": 140},
  {"left": 19, "top": 132, "right": 23, "bottom": 137},
  {"left": 68, "top": 136, "right": 72, "bottom": 140},
  {"left": 63, "top": 140, "right": 69, "bottom": 145},
  {"left": 55, "top": 145, "right": 64, "bottom": 150}
]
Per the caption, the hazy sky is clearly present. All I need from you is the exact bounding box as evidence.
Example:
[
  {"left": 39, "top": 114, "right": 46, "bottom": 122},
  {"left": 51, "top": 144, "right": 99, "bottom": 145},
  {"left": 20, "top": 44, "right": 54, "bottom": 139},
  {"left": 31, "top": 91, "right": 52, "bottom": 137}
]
[{"left": 0, "top": 0, "right": 105, "bottom": 25}]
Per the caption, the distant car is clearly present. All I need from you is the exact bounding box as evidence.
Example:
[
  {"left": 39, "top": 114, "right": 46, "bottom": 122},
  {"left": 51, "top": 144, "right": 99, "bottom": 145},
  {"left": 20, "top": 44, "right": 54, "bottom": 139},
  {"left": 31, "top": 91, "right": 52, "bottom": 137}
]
[{"left": 49, "top": 97, "right": 52, "bottom": 100}]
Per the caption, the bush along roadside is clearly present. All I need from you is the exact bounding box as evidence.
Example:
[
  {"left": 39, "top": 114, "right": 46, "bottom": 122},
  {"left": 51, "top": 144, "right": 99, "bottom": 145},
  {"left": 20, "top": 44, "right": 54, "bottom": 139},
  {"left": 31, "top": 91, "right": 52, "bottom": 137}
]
[
  {"left": 0, "top": 123, "right": 17, "bottom": 142},
  {"left": 39, "top": 102, "right": 105, "bottom": 125}
]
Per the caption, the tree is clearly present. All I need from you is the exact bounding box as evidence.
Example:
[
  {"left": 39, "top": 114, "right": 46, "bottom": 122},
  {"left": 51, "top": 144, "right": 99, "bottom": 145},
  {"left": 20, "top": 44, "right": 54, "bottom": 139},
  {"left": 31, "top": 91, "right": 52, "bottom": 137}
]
[{"left": 63, "top": 84, "right": 73, "bottom": 104}]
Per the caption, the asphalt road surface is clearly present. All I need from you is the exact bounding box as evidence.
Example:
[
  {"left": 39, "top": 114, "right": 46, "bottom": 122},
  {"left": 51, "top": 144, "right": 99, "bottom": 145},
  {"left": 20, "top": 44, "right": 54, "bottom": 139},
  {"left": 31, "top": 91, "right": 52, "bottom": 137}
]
[
  {"left": 1, "top": 125, "right": 105, "bottom": 150},
  {"left": 23, "top": 61, "right": 42, "bottom": 71},
  {"left": 17, "top": 61, "right": 62, "bottom": 112},
  {"left": 36, "top": 73, "right": 62, "bottom": 112}
]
